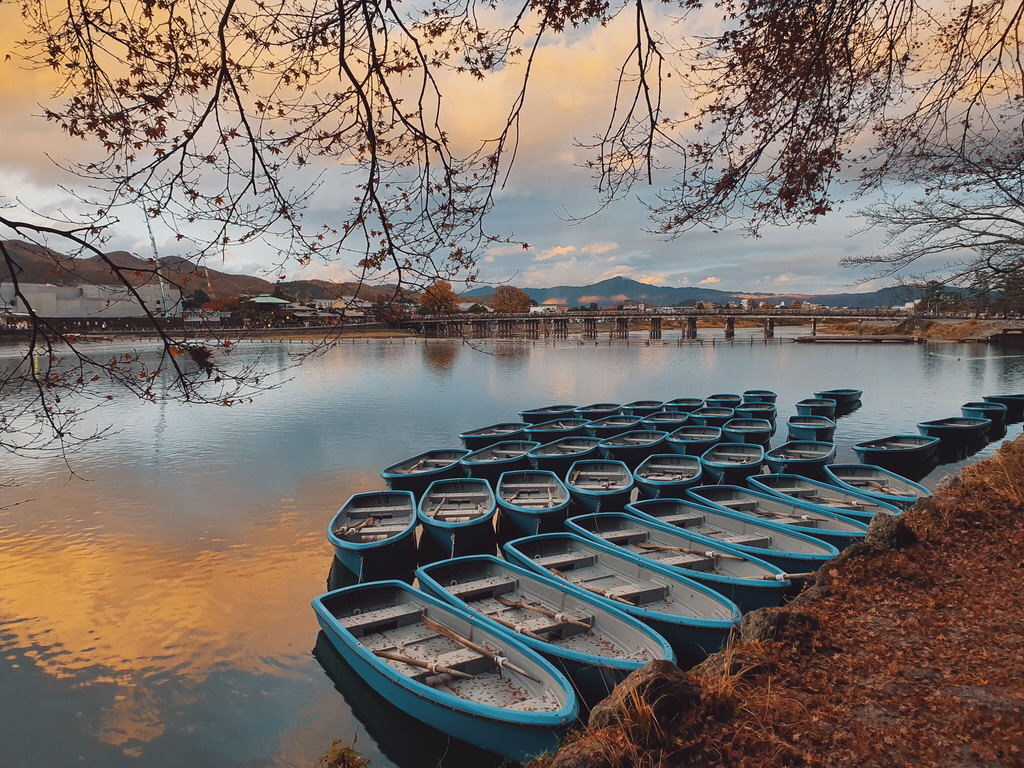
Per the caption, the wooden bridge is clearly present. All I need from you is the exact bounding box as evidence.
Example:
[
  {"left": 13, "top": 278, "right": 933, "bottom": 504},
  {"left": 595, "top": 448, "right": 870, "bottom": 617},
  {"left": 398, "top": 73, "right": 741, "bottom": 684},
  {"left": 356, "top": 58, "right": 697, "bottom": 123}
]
[{"left": 407, "top": 307, "right": 959, "bottom": 341}]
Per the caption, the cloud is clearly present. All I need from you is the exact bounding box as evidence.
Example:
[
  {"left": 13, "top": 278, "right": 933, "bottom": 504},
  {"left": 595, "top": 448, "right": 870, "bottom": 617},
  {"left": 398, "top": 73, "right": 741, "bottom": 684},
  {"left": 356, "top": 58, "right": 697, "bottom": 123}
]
[
  {"left": 534, "top": 245, "right": 577, "bottom": 262},
  {"left": 582, "top": 241, "right": 619, "bottom": 255},
  {"left": 638, "top": 274, "right": 667, "bottom": 285},
  {"left": 699, "top": 276, "right": 721, "bottom": 285},
  {"left": 777, "top": 273, "right": 792, "bottom": 283}
]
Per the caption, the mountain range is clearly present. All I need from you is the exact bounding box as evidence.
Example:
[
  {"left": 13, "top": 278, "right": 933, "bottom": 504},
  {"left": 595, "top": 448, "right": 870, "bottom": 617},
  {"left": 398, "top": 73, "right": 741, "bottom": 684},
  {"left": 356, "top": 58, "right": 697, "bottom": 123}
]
[{"left": 2, "top": 240, "right": 918, "bottom": 308}]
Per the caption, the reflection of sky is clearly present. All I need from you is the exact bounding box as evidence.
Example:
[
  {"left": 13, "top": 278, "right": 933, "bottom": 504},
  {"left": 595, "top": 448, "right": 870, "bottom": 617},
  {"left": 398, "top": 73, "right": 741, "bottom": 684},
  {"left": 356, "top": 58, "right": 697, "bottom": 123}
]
[{"left": 2, "top": 339, "right": 1023, "bottom": 766}]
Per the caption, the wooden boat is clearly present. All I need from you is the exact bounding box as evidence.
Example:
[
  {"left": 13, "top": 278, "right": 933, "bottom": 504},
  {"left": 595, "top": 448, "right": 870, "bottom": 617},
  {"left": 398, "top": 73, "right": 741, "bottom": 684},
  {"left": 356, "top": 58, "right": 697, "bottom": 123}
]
[
  {"left": 381, "top": 448, "right": 470, "bottom": 496},
  {"left": 584, "top": 415, "right": 643, "bottom": 439},
  {"left": 795, "top": 397, "right": 837, "bottom": 418},
  {"left": 686, "top": 484, "right": 868, "bottom": 550},
  {"left": 721, "top": 418, "right": 772, "bottom": 446},
  {"left": 916, "top": 416, "right": 991, "bottom": 444},
  {"left": 764, "top": 440, "right": 836, "bottom": 476},
  {"left": 519, "top": 404, "right": 579, "bottom": 425},
  {"left": 417, "top": 478, "right": 497, "bottom": 560},
  {"left": 311, "top": 581, "right": 578, "bottom": 760},
  {"left": 813, "top": 388, "right": 862, "bottom": 406},
  {"left": 664, "top": 397, "right": 704, "bottom": 413},
  {"left": 459, "top": 441, "right": 540, "bottom": 484},
  {"left": 689, "top": 406, "right": 735, "bottom": 427},
  {"left": 666, "top": 425, "right": 722, "bottom": 456},
  {"left": 633, "top": 454, "right": 703, "bottom": 499},
  {"left": 742, "top": 389, "right": 778, "bottom": 404},
  {"left": 624, "top": 497, "right": 840, "bottom": 574},
  {"left": 527, "top": 437, "right": 601, "bottom": 476},
  {"left": 566, "top": 512, "right": 790, "bottom": 611},
  {"left": 564, "top": 460, "right": 635, "bottom": 514},
  {"left": 786, "top": 415, "right": 836, "bottom": 442},
  {"left": 705, "top": 393, "right": 743, "bottom": 409},
  {"left": 699, "top": 442, "right": 765, "bottom": 484},
  {"left": 415, "top": 555, "right": 675, "bottom": 703},
  {"left": 747, "top": 473, "right": 902, "bottom": 525},
  {"left": 622, "top": 399, "right": 665, "bottom": 417},
  {"left": 640, "top": 411, "right": 691, "bottom": 432},
  {"left": 961, "top": 400, "right": 1007, "bottom": 426},
  {"left": 502, "top": 533, "right": 741, "bottom": 664},
  {"left": 574, "top": 403, "right": 621, "bottom": 421},
  {"left": 823, "top": 464, "right": 930, "bottom": 509},
  {"left": 851, "top": 434, "right": 940, "bottom": 473},
  {"left": 459, "top": 422, "right": 528, "bottom": 451},
  {"left": 495, "top": 470, "right": 571, "bottom": 539},
  {"left": 982, "top": 394, "right": 1024, "bottom": 423},
  {"left": 525, "top": 418, "right": 590, "bottom": 443},
  {"left": 597, "top": 429, "right": 669, "bottom": 468},
  {"left": 328, "top": 490, "right": 419, "bottom": 581}
]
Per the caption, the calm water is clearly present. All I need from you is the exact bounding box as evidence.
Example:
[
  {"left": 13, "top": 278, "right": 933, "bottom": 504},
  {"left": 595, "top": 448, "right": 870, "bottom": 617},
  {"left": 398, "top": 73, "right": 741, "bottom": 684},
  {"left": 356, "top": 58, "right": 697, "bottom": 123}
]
[{"left": 1, "top": 333, "right": 1022, "bottom": 768}]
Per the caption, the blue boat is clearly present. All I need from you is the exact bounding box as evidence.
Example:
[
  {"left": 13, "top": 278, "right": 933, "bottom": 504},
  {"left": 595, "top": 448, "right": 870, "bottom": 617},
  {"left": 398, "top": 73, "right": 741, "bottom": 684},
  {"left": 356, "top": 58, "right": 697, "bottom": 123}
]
[
  {"left": 705, "top": 393, "right": 743, "bottom": 409},
  {"left": 460, "top": 441, "right": 540, "bottom": 484},
  {"left": 584, "top": 415, "right": 643, "bottom": 439},
  {"left": 566, "top": 512, "right": 790, "bottom": 611},
  {"left": 686, "top": 484, "right": 868, "bottom": 550},
  {"left": 982, "top": 394, "right": 1024, "bottom": 423},
  {"left": 574, "top": 402, "right": 621, "bottom": 421},
  {"left": 786, "top": 415, "right": 836, "bottom": 442},
  {"left": 624, "top": 497, "right": 840, "bottom": 574},
  {"left": 417, "top": 478, "right": 497, "bottom": 560},
  {"left": 415, "top": 555, "right": 675, "bottom": 704},
  {"left": 527, "top": 437, "right": 601, "bottom": 475},
  {"left": 916, "top": 417, "right": 991, "bottom": 444},
  {"left": 525, "top": 418, "right": 590, "bottom": 443},
  {"left": 733, "top": 402, "right": 777, "bottom": 425},
  {"left": 689, "top": 406, "right": 736, "bottom": 427},
  {"left": 742, "top": 389, "right": 778, "bottom": 404},
  {"left": 459, "top": 423, "right": 528, "bottom": 451},
  {"left": 503, "top": 533, "right": 741, "bottom": 665},
  {"left": 328, "top": 490, "right": 419, "bottom": 581},
  {"left": 764, "top": 440, "right": 836, "bottom": 476},
  {"left": 598, "top": 429, "right": 669, "bottom": 468},
  {"left": 495, "top": 470, "right": 571, "bottom": 539},
  {"left": 564, "top": 460, "right": 635, "bottom": 514},
  {"left": 823, "top": 464, "right": 930, "bottom": 509},
  {"left": 381, "top": 448, "right": 469, "bottom": 496},
  {"left": 746, "top": 473, "right": 902, "bottom": 525},
  {"left": 813, "top": 388, "right": 862, "bottom": 406},
  {"left": 721, "top": 418, "right": 773, "bottom": 446},
  {"left": 795, "top": 398, "right": 837, "bottom": 418},
  {"left": 666, "top": 425, "right": 722, "bottom": 456},
  {"left": 519, "top": 404, "right": 579, "bottom": 425},
  {"left": 699, "top": 442, "right": 765, "bottom": 484},
  {"left": 311, "top": 581, "right": 578, "bottom": 760},
  {"left": 852, "top": 434, "right": 940, "bottom": 474},
  {"left": 633, "top": 454, "right": 703, "bottom": 499},
  {"left": 622, "top": 400, "right": 665, "bottom": 417},
  {"left": 961, "top": 400, "right": 1007, "bottom": 426},
  {"left": 664, "top": 397, "right": 704, "bottom": 413},
  {"left": 640, "top": 411, "right": 691, "bottom": 432}
]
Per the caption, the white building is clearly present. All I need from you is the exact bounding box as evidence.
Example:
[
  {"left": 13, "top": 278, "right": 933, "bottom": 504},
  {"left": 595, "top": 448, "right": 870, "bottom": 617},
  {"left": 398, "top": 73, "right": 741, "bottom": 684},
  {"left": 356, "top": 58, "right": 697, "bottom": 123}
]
[{"left": 0, "top": 282, "right": 183, "bottom": 318}]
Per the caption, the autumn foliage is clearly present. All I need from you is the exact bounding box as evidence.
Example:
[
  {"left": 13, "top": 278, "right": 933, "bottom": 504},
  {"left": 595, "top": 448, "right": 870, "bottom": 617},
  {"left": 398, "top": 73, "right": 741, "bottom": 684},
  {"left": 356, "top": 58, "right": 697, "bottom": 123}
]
[{"left": 492, "top": 285, "right": 532, "bottom": 313}]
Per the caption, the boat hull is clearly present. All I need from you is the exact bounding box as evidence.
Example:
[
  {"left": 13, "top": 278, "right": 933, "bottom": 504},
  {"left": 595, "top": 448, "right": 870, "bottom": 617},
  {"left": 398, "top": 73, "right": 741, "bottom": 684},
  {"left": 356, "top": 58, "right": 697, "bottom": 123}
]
[
  {"left": 823, "top": 464, "right": 930, "bottom": 509},
  {"left": 852, "top": 435, "right": 939, "bottom": 475},
  {"left": 496, "top": 470, "right": 572, "bottom": 540},
  {"left": 764, "top": 441, "right": 836, "bottom": 477},
  {"left": 381, "top": 450, "right": 470, "bottom": 497},
  {"left": 417, "top": 479, "right": 497, "bottom": 562},
  {"left": 633, "top": 454, "right": 703, "bottom": 499},
  {"left": 328, "top": 491, "right": 419, "bottom": 581}
]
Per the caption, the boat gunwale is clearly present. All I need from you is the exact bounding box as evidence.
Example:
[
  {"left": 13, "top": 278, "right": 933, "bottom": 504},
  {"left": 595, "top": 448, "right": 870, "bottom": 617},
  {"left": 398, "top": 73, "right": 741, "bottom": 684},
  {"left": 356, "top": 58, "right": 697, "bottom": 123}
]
[{"left": 327, "top": 491, "right": 419, "bottom": 552}]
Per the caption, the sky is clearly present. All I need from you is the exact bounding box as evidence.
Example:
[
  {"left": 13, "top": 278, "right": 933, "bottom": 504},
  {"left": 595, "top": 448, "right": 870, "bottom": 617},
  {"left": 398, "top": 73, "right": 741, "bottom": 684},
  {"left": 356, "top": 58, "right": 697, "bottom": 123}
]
[{"left": 0, "top": 4, "right": 893, "bottom": 296}]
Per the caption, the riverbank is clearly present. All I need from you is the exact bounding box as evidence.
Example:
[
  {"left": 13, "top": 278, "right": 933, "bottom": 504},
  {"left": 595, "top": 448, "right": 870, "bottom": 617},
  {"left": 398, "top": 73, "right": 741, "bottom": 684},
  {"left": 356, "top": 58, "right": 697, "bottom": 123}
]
[{"left": 529, "top": 436, "right": 1024, "bottom": 768}]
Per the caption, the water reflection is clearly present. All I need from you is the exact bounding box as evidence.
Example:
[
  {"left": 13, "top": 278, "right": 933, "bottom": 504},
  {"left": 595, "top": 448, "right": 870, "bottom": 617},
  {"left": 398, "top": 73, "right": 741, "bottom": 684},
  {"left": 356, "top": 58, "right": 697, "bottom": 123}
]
[{"left": 422, "top": 341, "right": 460, "bottom": 373}]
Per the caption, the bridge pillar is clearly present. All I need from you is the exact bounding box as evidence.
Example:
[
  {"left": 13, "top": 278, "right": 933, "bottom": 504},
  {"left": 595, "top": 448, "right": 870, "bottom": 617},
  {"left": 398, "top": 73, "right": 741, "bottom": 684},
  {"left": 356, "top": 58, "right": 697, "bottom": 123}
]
[
  {"left": 470, "top": 320, "right": 489, "bottom": 338},
  {"left": 527, "top": 319, "right": 539, "bottom": 339},
  {"left": 725, "top": 317, "right": 735, "bottom": 339},
  {"left": 612, "top": 317, "right": 630, "bottom": 339},
  {"left": 764, "top": 318, "right": 774, "bottom": 338},
  {"left": 858, "top": 319, "right": 863, "bottom": 334},
  {"left": 811, "top": 318, "right": 818, "bottom": 336},
  {"left": 497, "top": 319, "right": 514, "bottom": 337},
  {"left": 421, "top": 322, "right": 437, "bottom": 338},
  {"left": 553, "top": 318, "right": 568, "bottom": 339},
  {"left": 685, "top": 317, "right": 697, "bottom": 339},
  {"left": 582, "top": 318, "right": 597, "bottom": 340},
  {"left": 649, "top": 317, "right": 662, "bottom": 340}
]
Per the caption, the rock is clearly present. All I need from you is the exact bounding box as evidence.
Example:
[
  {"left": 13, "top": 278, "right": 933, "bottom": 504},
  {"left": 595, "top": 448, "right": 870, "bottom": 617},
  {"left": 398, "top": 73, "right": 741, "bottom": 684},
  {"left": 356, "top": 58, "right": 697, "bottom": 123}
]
[
  {"left": 587, "top": 659, "right": 699, "bottom": 729},
  {"left": 317, "top": 740, "right": 369, "bottom": 768},
  {"left": 740, "top": 606, "right": 820, "bottom": 646},
  {"left": 865, "top": 511, "right": 918, "bottom": 549},
  {"left": 548, "top": 738, "right": 627, "bottom": 768}
]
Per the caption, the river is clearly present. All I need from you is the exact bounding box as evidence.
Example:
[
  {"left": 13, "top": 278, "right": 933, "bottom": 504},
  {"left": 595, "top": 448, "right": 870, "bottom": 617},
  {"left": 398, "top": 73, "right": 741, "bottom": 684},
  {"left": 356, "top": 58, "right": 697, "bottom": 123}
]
[{"left": 1, "top": 332, "right": 1021, "bottom": 768}]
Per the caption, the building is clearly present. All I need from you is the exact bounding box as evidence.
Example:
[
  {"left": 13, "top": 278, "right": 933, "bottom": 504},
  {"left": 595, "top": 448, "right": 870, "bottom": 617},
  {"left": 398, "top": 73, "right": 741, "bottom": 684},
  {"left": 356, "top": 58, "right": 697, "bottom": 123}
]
[{"left": 0, "top": 282, "right": 183, "bottom": 318}]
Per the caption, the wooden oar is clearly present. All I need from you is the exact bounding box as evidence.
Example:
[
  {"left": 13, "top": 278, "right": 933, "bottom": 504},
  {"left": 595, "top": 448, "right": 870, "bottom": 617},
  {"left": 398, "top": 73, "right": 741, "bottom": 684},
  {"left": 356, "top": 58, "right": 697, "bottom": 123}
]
[
  {"left": 484, "top": 612, "right": 547, "bottom": 641},
  {"left": 421, "top": 616, "right": 540, "bottom": 682},
  {"left": 494, "top": 596, "right": 592, "bottom": 630},
  {"left": 373, "top": 649, "right": 474, "bottom": 679},
  {"left": 549, "top": 568, "right": 637, "bottom": 605},
  {"left": 635, "top": 541, "right": 744, "bottom": 561},
  {"left": 807, "top": 494, "right": 870, "bottom": 508},
  {"left": 760, "top": 572, "right": 815, "bottom": 581},
  {"left": 431, "top": 496, "right": 447, "bottom": 517},
  {"left": 337, "top": 515, "right": 376, "bottom": 536}
]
